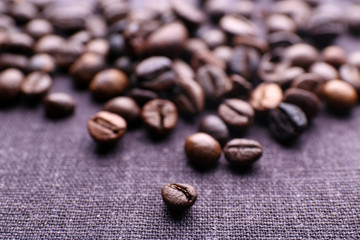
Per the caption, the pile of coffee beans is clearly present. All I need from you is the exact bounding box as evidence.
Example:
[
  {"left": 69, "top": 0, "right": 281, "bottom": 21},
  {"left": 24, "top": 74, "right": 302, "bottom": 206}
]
[{"left": 1, "top": 0, "right": 360, "bottom": 212}]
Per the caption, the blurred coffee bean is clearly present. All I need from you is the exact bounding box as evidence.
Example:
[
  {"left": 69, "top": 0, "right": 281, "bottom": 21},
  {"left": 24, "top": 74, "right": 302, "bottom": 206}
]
[
  {"left": 43, "top": 92, "right": 76, "bottom": 118},
  {"left": 25, "top": 19, "right": 54, "bottom": 39},
  {"left": 322, "top": 45, "right": 346, "bottom": 68},
  {"left": 213, "top": 46, "right": 233, "bottom": 64},
  {"left": 218, "top": 98, "right": 254, "bottom": 130},
  {"left": 348, "top": 51, "right": 360, "bottom": 69},
  {"left": 70, "top": 53, "right": 106, "bottom": 87},
  {"left": 173, "top": 59, "right": 195, "bottom": 80},
  {"left": 267, "top": 31, "right": 302, "bottom": 50},
  {"left": 197, "top": 27, "right": 226, "bottom": 49},
  {"left": 183, "top": 38, "right": 208, "bottom": 60},
  {"left": 284, "top": 43, "right": 318, "bottom": 69},
  {"left": 223, "top": 138, "right": 263, "bottom": 166},
  {"left": 0, "top": 14, "right": 15, "bottom": 31},
  {"left": 204, "top": 0, "right": 228, "bottom": 22},
  {"left": 340, "top": 64, "right": 360, "bottom": 91},
  {"left": 54, "top": 40, "right": 84, "bottom": 69},
  {"left": 69, "top": 31, "right": 92, "bottom": 45},
  {"left": 85, "top": 15, "right": 107, "bottom": 38},
  {"left": 196, "top": 64, "right": 232, "bottom": 101},
  {"left": 284, "top": 88, "right": 322, "bottom": 119},
  {"left": 274, "top": 0, "right": 312, "bottom": 31},
  {"left": 172, "top": 0, "right": 205, "bottom": 27},
  {"left": 309, "top": 62, "right": 338, "bottom": 81},
  {"left": 220, "top": 15, "right": 258, "bottom": 37},
  {"left": 291, "top": 73, "right": 325, "bottom": 98},
  {"left": 113, "top": 56, "right": 134, "bottom": 76},
  {"left": 28, "top": 0, "right": 53, "bottom": 10},
  {"left": 346, "top": 5, "right": 360, "bottom": 34},
  {"left": 0, "top": 68, "right": 24, "bottom": 103},
  {"left": 323, "top": 79, "right": 358, "bottom": 112},
  {"left": 233, "top": 36, "right": 269, "bottom": 54},
  {"left": 250, "top": 83, "right": 283, "bottom": 112},
  {"left": 85, "top": 39, "right": 109, "bottom": 57},
  {"left": 108, "top": 34, "right": 126, "bottom": 61},
  {"left": 128, "top": 88, "right": 159, "bottom": 106},
  {"left": 21, "top": 72, "right": 52, "bottom": 101},
  {"left": 198, "top": 115, "right": 230, "bottom": 146},
  {"left": 2, "top": 32, "right": 34, "bottom": 55},
  {"left": 232, "top": 0, "right": 255, "bottom": 19},
  {"left": 104, "top": 96, "right": 141, "bottom": 125},
  {"left": 9, "top": 1, "right": 38, "bottom": 24},
  {"left": 90, "top": 69, "right": 128, "bottom": 101},
  {"left": 229, "top": 46, "right": 260, "bottom": 79},
  {"left": 34, "top": 35, "right": 65, "bottom": 55},
  {"left": 266, "top": 14, "right": 297, "bottom": 33},
  {"left": 227, "top": 74, "right": 252, "bottom": 100},
  {"left": 0, "top": 54, "right": 29, "bottom": 72},
  {"left": 29, "top": 53, "right": 56, "bottom": 73},
  {"left": 102, "top": 0, "right": 129, "bottom": 24},
  {"left": 191, "top": 49, "right": 226, "bottom": 70}
]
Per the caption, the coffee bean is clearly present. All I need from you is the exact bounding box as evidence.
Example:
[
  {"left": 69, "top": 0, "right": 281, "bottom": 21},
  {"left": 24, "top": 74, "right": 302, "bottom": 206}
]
[
  {"left": 291, "top": 73, "right": 325, "bottom": 99},
  {"left": 284, "top": 88, "right": 322, "bottom": 119},
  {"left": 54, "top": 40, "right": 84, "bottom": 69},
  {"left": 339, "top": 64, "right": 360, "bottom": 91},
  {"left": 21, "top": 72, "right": 52, "bottom": 101},
  {"left": 232, "top": 0, "right": 255, "bottom": 19},
  {"left": 70, "top": 53, "right": 105, "bottom": 87},
  {"left": 128, "top": 88, "right": 159, "bottom": 106},
  {"left": 141, "top": 99, "right": 178, "bottom": 135},
  {"left": 229, "top": 46, "right": 261, "bottom": 79},
  {"left": 268, "top": 102, "right": 308, "bottom": 141},
  {"left": 348, "top": 51, "right": 360, "bottom": 69},
  {"left": 25, "top": 19, "right": 54, "bottom": 39},
  {"left": 347, "top": 5, "right": 360, "bottom": 34},
  {"left": 266, "top": 14, "right": 297, "bottom": 33},
  {"left": 88, "top": 111, "right": 127, "bottom": 144},
  {"left": 233, "top": 36, "right": 269, "bottom": 54},
  {"left": 309, "top": 62, "right": 338, "bottom": 81},
  {"left": 0, "top": 68, "right": 24, "bottom": 103},
  {"left": 69, "top": 30, "right": 92, "bottom": 45},
  {"left": 250, "top": 83, "right": 283, "bottom": 112},
  {"left": 108, "top": 33, "right": 126, "bottom": 60},
  {"left": 191, "top": 49, "right": 226, "bottom": 71},
  {"left": 102, "top": 0, "right": 129, "bottom": 24},
  {"left": 0, "top": 54, "right": 29, "bottom": 72},
  {"left": 322, "top": 79, "right": 358, "bottom": 112},
  {"left": 267, "top": 31, "right": 302, "bottom": 50},
  {"left": 85, "top": 15, "right": 107, "bottom": 38},
  {"left": 85, "top": 38, "right": 109, "bottom": 57},
  {"left": 172, "top": 0, "right": 205, "bottom": 27},
  {"left": 284, "top": 43, "right": 318, "bottom": 69},
  {"left": 220, "top": 15, "right": 258, "bottom": 37},
  {"left": 9, "top": 1, "right": 38, "bottom": 24},
  {"left": 104, "top": 96, "right": 141, "bottom": 125},
  {"left": 223, "top": 138, "right": 263, "bottom": 166},
  {"left": 136, "top": 56, "right": 174, "bottom": 91},
  {"left": 161, "top": 183, "right": 197, "bottom": 212},
  {"left": 204, "top": 0, "right": 228, "bottom": 22},
  {"left": 227, "top": 74, "right": 253, "bottom": 100},
  {"left": 196, "top": 64, "right": 232, "bottom": 101},
  {"left": 184, "top": 38, "right": 208, "bottom": 60},
  {"left": 197, "top": 27, "right": 226, "bottom": 49},
  {"left": 43, "top": 92, "right": 75, "bottom": 118},
  {"left": 213, "top": 46, "right": 233, "bottom": 64},
  {"left": 2, "top": 32, "right": 34, "bottom": 55},
  {"left": 274, "top": 0, "right": 311, "bottom": 30},
  {"left": 29, "top": 53, "right": 56, "bottom": 73},
  {"left": 198, "top": 115, "right": 230, "bottom": 146},
  {"left": 34, "top": 35, "right": 65, "bottom": 55},
  {"left": 113, "top": 56, "right": 134, "bottom": 76},
  {"left": 184, "top": 132, "right": 221, "bottom": 168},
  {"left": 90, "top": 69, "right": 129, "bottom": 101},
  {"left": 173, "top": 59, "right": 195, "bottom": 80},
  {"left": 218, "top": 98, "right": 254, "bottom": 130},
  {"left": 322, "top": 46, "right": 346, "bottom": 68}
]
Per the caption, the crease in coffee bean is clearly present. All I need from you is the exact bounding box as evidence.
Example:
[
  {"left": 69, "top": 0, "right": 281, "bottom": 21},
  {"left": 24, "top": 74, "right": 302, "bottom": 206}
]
[
  {"left": 169, "top": 184, "right": 192, "bottom": 201},
  {"left": 93, "top": 117, "right": 121, "bottom": 134}
]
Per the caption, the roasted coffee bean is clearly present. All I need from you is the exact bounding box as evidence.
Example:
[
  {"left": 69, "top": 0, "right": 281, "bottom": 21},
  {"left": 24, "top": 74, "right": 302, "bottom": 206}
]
[
  {"left": 232, "top": 0, "right": 255, "bottom": 18},
  {"left": 0, "top": 68, "right": 24, "bottom": 103},
  {"left": 250, "top": 83, "right": 283, "bottom": 112},
  {"left": 9, "top": 1, "right": 38, "bottom": 24},
  {"left": 267, "top": 31, "right": 302, "bottom": 50},
  {"left": 21, "top": 72, "right": 52, "bottom": 101},
  {"left": 128, "top": 88, "right": 159, "bottom": 106},
  {"left": 322, "top": 46, "right": 346, "bottom": 68},
  {"left": 233, "top": 36, "right": 269, "bottom": 54},
  {"left": 184, "top": 38, "right": 208, "bottom": 60},
  {"left": 266, "top": 14, "right": 297, "bottom": 33},
  {"left": 90, "top": 69, "right": 129, "bottom": 101},
  {"left": 54, "top": 40, "right": 84, "bottom": 69},
  {"left": 173, "top": 59, "right": 195, "bottom": 80},
  {"left": 34, "top": 35, "right": 65, "bottom": 55},
  {"left": 348, "top": 51, "right": 360, "bottom": 69},
  {"left": 113, "top": 56, "right": 134, "bottom": 76},
  {"left": 227, "top": 74, "right": 252, "bottom": 100},
  {"left": 25, "top": 19, "right": 54, "bottom": 39},
  {"left": 218, "top": 98, "right": 254, "bottom": 130},
  {"left": 204, "top": 0, "right": 228, "bottom": 22},
  {"left": 102, "top": 0, "right": 129, "bottom": 24},
  {"left": 161, "top": 183, "right": 197, "bottom": 212},
  {"left": 284, "top": 88, "right": 322, "bottom": 119},
  {"left": 0, "top": 54, "right": 29, "bottom": 72},
  {"left": 213, "top": 46, "right": 233, "bottom": 64},
  {"left": 108, "top": 33, "right": 126, "bottom": 60},
  {"left": 69, "top": 30, "right": 92, "bottom": 45},
  {"left": 322, "top": 79, "right": 358, "bottom": 112},
  {"left": 141, "top": 99, "right": 178, "bottom": 135},
  {"left": 274, "top": 0, "right": 311, "bottom": 30},
  {"left": 339, "top": 64, "right": 360, "bottom": 91},
  {"left": 198, "top": 115, "right": 230, "bottom": 146},
  {"left": 2, "top": 32, "right": 34, "bottom": 55},
  {"left": 136, "top": 57, "right": 174, "bottom": 91},
  {"left": 309, "top": 62, "right": 338, "bottom": 81},
  {"left": 291, "top": 73, "right": 325, "bottom": 98},
  {"left": 87, "top": 111, "right": 127, "bottom": 144},
  {"left": 197, "top": 27, "right": 226, "bottom": 49},
  {"left": 104, "top": 96, "right": 141, "bottom": 125},
  {"left": 220, "top": 15, "right": 258, "bottom": 37},
  {"left": 85, "top": 15, "right": 107, "bottom": 38},
  {"left": 28, "top": 54, "right": 56, "bottom": 73},
  {"left": 184, "top": 132, "right": 221, "bottom": 168},
  {"left": 229, "top": 46, "right": 261, "bottom": 79},
  {"left": 268, "top": 102, "right": 308, "bottom": 141},
  {"left": 223, "top": 138, "right": 263, "bottom": 166},
  {"left": 145, "top": 22, "right": 188, "bottom": 57},
  {"left": 284, "top": 43, "right": 318, "bottom": 69},
  {"left": 85, "top": 39, "right": 109, "bottom": 57},
  {"left": 0, "top": 14, "right": 14, "bottom": 31},
  {"left": 191, "top": 49, "right": 226, "bottom": 71},
  {"left": 196, "top": 64, "right": 232, "bottom": 101},
  {"left": 70, "top": 53, "right": 105, "bottom": 87},
  {"left": 43, "top": 92, "right": 75, "bottom": 118},
  {"left": 347, "top": 5, "right": 360, "bottom": 34},
  {"left": 172, "top": 0, "right": 205, "bottom": 27}
]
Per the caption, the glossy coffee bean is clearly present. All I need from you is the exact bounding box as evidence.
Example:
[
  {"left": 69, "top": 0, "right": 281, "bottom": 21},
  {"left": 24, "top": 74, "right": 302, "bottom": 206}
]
[
  {"left": 220, "top": 15, "right": 258, "bottom": 37},
  {"left": 223, "top": 139, "right": 263, "bottom": 166},
  {"left": 70, "top": 53, "right": 105, "bottom": 87},
  {"left": 28, "top": 54, "right": 56, "bottom": 73},
  {"left": 284, "top": 43, "right": 318, "bottom": 69},
  {"left": 322, "top": 79, "right": 358, "bottom": 112},
  {"left": 284, "top": 88, "right": 322, "bottom": 119},
  {"left": 25, "top": 19, "right": 54, "bottom": 39},
  {"left": 291, "top": 73, "right": 325, "bottom": 99},
  {"left": 229, "top": 46, "right": 261, "bottom": 79},
  {"left": 85, "top": 38, "right": 109, "bottom": 57},
  {"left": 85, "top": 15, "right": 107, "bottom": 38},
  {"left": 141, "top": 99, "right": 178, "bottom": 135},
  {"left": 233, "top": 36, "right": 269, "bottom": 54},
  {"left": 268, "top": 102, "right": 308, "bottom": 141},
  {"left": 136, "top": 57, "right": 174, "bottom": 91},
  {"left": 204, "top": 0, "right": 228, "bottom": 21},
  {"left": 108, "top": 33, "right": 126, "bottom": 60},
  {"left": 198, "top": 115, "right": 230, "bottom": 146},
  {"left": 55, "top": 40, "right": 84, "bottom": 69},
  {"left": 348, "top": 51, "right": 360, "bottom": 69},
  {"left": 88, "top": 111, "right": 127, "bottom": 144},
  {"left": 197, "top": 27, "right": 226, "bottom": 49},
  {"left": 2, "top": 32, "right": 34, "bottom": 55},
  {"left": 9, "top": 1, "right": 38, "bottom": 24},
  {"left": 309, "top": 62, "right": 338, "bottom": 81},
  {"left": 113, "top": 56, "right": 134, "bottom": 76},
  {"left": 104, "top": 97, "right": 141, "bottom": 125},
  {"left": 267, "top": 31, "right": 302, "bottom": 50},
  {"left": 213, "top": 46, "right": 233, "bottom": 64},
  {"left": 172, "top": 0, "right": 205, "bottom": 27},
  {"left": 34, "top": 35, "right": 65, "bottom": 55},
  {"left": 322, "top": 46, "right": 346, "bottom": 68},
  {"left": 191, "top": 49, "right": 226, "bottom": 71},
  {"left": 339, "top": 64, "right": 360, "bottom": 91},
  {"left": 266, "top": 14, "right": 297, "bottom": 33},
  {"left": 173, "top": 59, "right": 195, "bottom": 80},
  {"left": 184, "top": 132, "right": 221, "bottom": 168},
  {"left": 90, "top": 69, "right": 129, "bottom": 101},
  {"left": 21, "top": 72, "right": 52, "bottom": 101},
  {"left": 161, "top": 183, "right": 197, "bottom": 212},
  {"left": 250, "top": 83, "right": 283, "bottom": 112},
  {"left": 128, "top": 88, "right": 159, "bottom": 106},
  {"left": 0, "top": 68, "right": 24, "bottom": 103},
  {"left": 0, "top": 54, "right": 29, "bottom": 72},
  {"left": 227, "top": 74, "right": 253, "bottom": 100},
  {"left": 218, "top": 99, "right": 254, "bottom": 130},
  {"left": 43, "top": 92, "right": 75, "bottom": 118},
  {"left": 184, "top": 38, "right": 208, "bottom": 60}
]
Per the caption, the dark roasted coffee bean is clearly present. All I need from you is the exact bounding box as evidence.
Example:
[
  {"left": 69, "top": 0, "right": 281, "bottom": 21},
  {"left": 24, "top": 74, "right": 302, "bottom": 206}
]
[
  {"left": 309, "top": 62, "right": 338, "bottom": 81},
  {"left": 25, "top": 19, "right": 54, "bottom": 39},
  {"left": 267, "top": 31, "right": 302, "bottom": 50},
  {"left": 90, "top": 69, "right": 129, "bottom": 101},
  {"left": 184, "top": 132, "right": 221, "bottom": 168},
  {"left": 191, "top": 49, "right": 226, "bottom": 71},
  {"left": 54, "top": 40, "right": 84, "bottom": 69},
  {"left": 184, "top": 38, "right": 208, "bottom": 60},
  {"left": 284, "top": 43, "right": 318, "bottom": 69},
  {"left": 70, "top": 53, "right": 105, "bottom": 87},
  {"left": 108, "top": 34, "right": 126, "bottom": 60},
  {"left": 0, "top": 54, "right": 29, "bottom": 72},
  {"left": 223, "top": 138, "right": 263, "bottom": 166},
  {"left": 0, "top": 68, "right": 24, "bottom": 103},
  {"left": 197, "top": 27, "right": 226, "bottom": 49},
  {"left": 85, "top": 15, "right": 107, "bottom": 38},
  {"left": 87, "top": 111, "right": 127, "bottom": 144},
  {"left": 322, "top": 46, "right": 346, "bottom": 68},
  {"left": 339, "top": 64, "right": 360, "bottom": 91},
  {"left": 136, "top": 56, "right": 174, "bottom": 91},
  {"left": 172, "top": 0, "right": 205, "bottom": 27},
  {"left": 322, "top": 79, "right": 358, "bottom": 112},
  {"left": 29, "top": 54, "right": 56, "bottom": 73},
  {"left": 102, "top": 1, "right": 129, "bottom": 24},
  {"left": 196, "top": 64, "right": 232, "bottom": 101},
  {"left": 284, "top": 88, "right": 322, "bottom": 119},
  {"left": 266, "top": 14, "right": 297, "bottom": 33},
  {"left": 141, "top": 99, "right": 178, "bottom": 135},
  {"left": 220, "top": 15, "right": 258, "bottom": 37},
  {"left": 274, "top": 0, "right": 311, "bottom": 30},
  {"left": 9, "top": 1, "right": 38, "bottom": 24},
  {"left": 291, "top": 73, "right": 325, "bottom": 98},
  {"left": 145, "top": 22, "right": 188, "bottom": 57},
  {"left": 128, "top": 88, "right": 159, "bottom": 106},
  {"left": 250, "top": 83, "right": 283, "bottom": 112},
  {"left": 204, "top": 0, "right": 228, "bottom": 21},
  {"left": 227, "top": 74, "right": 252, "bottom": 100},
  {"left": 2, "top": 32, "right": 34, "bottom": 55},
  {"left": 268, "top": 102, "right": 308, "bottom": 141},
  {"left": 213, "top": 46, "right": 233, "bottom": 64},
  {"left": 69, "top": 30, "right": 92, "bottom": 45},
  {"left": 229, "top": 46, "right": 261, "bottom": 79},
  {"left": 161, "top": 183, "right": 197, "bottom": 212},
  {"left": 348, "top": 51, "right": 360, "bottom": 69},
  {"left": 85, "top": 39, "right": 109, "bottom": 57},
  {"left": 21, "top": 72, "right": 52, "bottom": 101},
  {"left": 43, "top": 92, "right": 75, "bottom": 118},
  {"left": 34, "top": 35, "right": 65, "bottom": 55},
  {"left": 198, "top": 115, "right": 229, "bottom": 146},
  {"left": 104, "top": 96, "right": 141, "bottom": 125},
  {"left": 113, "top": 56, "right": 134, "bottom": 76},
  {"left": 233, "top": 36, "right": 269, "bottom": 54},
  {"left": 173, "top": 59, "right": 195, "bottom": 80},
  {"left": 347, "top": 5, "right": 360, "bottom": 34},
  {"left": 218, "top": 98, "right": 254, "bottom": 130}
]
